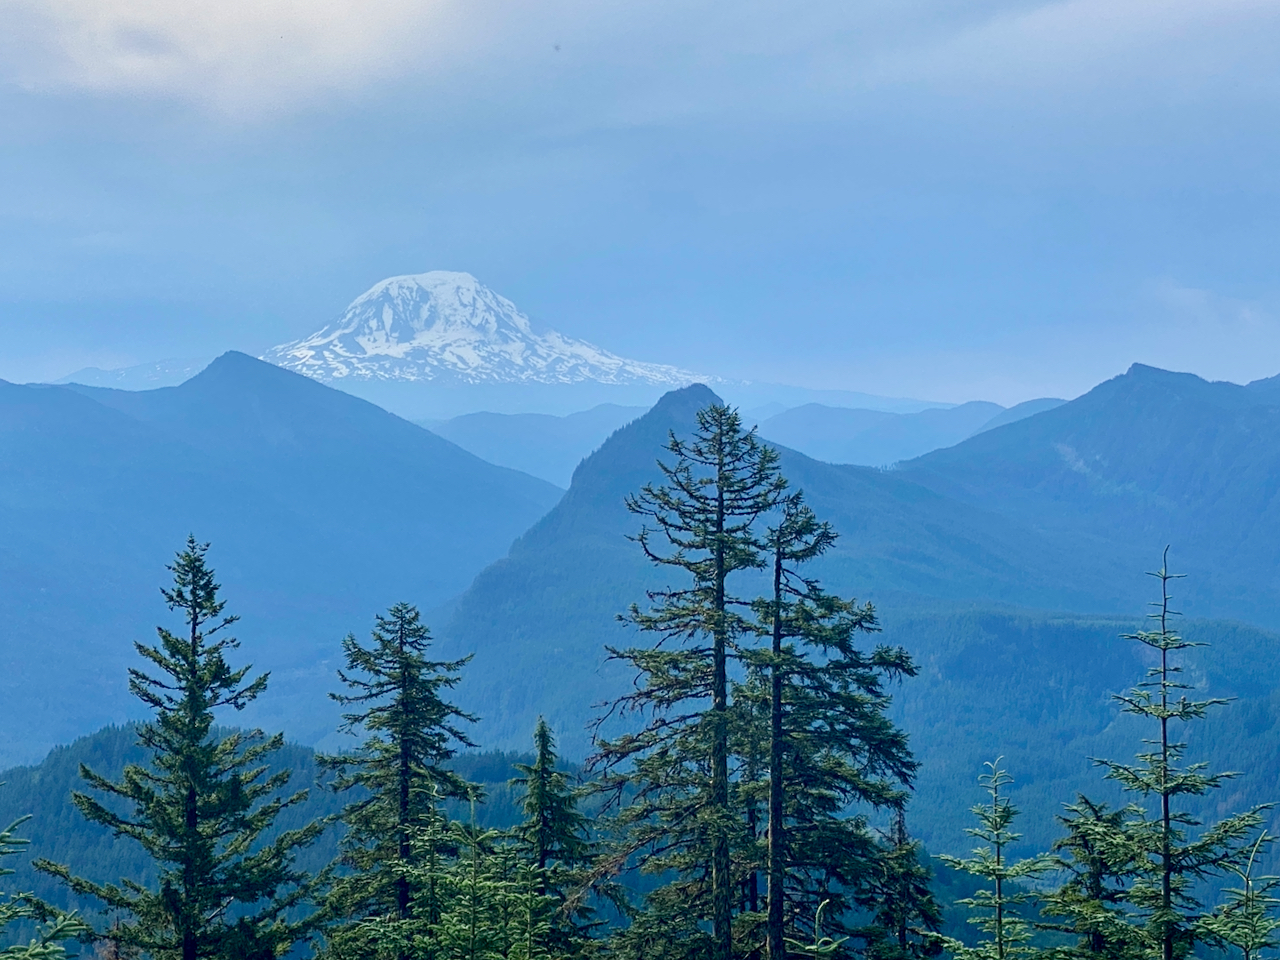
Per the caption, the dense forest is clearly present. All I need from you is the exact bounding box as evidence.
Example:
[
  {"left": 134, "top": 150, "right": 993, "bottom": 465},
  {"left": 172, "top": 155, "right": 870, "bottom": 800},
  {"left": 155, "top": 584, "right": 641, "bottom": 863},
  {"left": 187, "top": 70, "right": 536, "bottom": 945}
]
[{"left": 2, "top": 402, "right": 1273, "bottom": 960}]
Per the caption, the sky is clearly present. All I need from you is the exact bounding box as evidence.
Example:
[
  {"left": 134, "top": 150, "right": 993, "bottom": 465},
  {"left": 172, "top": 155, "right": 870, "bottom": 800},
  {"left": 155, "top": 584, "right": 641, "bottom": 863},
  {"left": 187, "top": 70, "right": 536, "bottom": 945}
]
[{"left": 1, "top": 0, "right": 1279, "bottom": 404}]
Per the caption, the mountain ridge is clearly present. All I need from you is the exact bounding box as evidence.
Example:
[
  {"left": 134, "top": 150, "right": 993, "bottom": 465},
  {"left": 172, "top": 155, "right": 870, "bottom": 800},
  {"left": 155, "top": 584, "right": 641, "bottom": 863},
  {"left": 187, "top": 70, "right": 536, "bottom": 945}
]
[{"left": 0, "top": 352, "right": 563, "bottom": 766}]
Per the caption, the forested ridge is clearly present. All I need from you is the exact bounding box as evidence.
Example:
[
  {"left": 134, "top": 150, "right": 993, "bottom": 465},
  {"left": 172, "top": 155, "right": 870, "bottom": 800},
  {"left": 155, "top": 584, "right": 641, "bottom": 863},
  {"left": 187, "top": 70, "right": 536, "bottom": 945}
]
[{"left": 2, "top": 398, "right": 1278, "bottom": 960}]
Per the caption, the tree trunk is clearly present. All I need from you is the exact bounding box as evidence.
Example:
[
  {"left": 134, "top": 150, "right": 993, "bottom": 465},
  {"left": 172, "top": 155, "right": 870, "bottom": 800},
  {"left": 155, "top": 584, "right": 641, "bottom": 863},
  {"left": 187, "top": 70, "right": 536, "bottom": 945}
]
[
  {"left": 767, "top": 542, "right": 786, "bottom": 960},
  {"left": 398, "top": 622, "right": 412, "bottom": 960},
  {"left": 711, "top": 454, "right": 732, "bottom": 960}
]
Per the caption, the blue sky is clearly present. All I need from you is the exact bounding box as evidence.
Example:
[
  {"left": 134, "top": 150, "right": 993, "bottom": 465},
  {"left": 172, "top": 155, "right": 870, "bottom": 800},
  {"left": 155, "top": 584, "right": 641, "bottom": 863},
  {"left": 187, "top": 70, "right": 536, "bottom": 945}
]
[{"left": 1, "top": 0, "right": 1278, "bottom": 404}]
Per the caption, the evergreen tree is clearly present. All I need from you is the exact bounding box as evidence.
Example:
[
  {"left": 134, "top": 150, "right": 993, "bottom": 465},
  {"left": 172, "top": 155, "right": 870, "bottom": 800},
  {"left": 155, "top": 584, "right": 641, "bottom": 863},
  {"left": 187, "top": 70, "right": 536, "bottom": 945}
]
[
  {"left": 320, "top": 602, "right": 478, "bottom": 960},
  {"left": 510, "top": 719, "right": 595, "bottom": 952},
  {"left": 739, "top": 492, "right": 920, "bottom": 958},
  {"left": 1090, "top": 551, "right": 1265, "bottom": 960},
  {"left": 36, "top": 537, "right": 322, "bottom": 960},
  {"left": 1197, "top": 834, "right": 1280, "bottom": 960},
  {"left": 436, "top": 815, "right": 505, "bottom": 960},
  {"left": 1038, "top": 797, "right": 1143, "bottom": 960},
  {"left": 864, "top": 812, "right": 943, "bottom": 960},
  {"left": 0, "top": 809, "right": 88, "bottom": 959},
  {"left": 591, "top": 403, "right": 786, "bottom": 960},
  {"left": 940, "top": 759, "right": 1053, "bottom": 960}
]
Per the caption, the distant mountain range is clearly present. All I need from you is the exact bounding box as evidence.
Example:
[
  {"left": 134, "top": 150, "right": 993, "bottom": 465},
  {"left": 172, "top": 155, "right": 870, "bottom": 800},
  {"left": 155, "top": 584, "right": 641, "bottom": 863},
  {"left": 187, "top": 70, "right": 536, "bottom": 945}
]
[
  {"left": 0, "top": 352, "right": 559, "bottom": 766},
  {"left": 753, "top": 398, "right": 1064, "bottom": 467},
  {"left": 434, "top": 366, "right": 1280, "bottom": 754},
  {"left": 55, "top": 358, "right": 211, "bottom": 390},
  {"left": 418, "top": 395, "right": 1065, "bottom": 486},
  {"left": 420, "top": 404, "right": 647, "bottom": 487},
  {"left": 7, "top": 358, "right": 1280, "bottom": 861},
  {"left": 50, "top": 272, "right": 954, "bottom": 419}
]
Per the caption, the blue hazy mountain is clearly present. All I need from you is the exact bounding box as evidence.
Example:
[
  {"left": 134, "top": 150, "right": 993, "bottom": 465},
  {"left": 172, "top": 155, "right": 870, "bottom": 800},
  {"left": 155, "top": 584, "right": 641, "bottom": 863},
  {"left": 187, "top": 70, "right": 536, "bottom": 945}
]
[
  {"left": 435, "top": 385, "right": 1135, "bottom": 758},
  {"left": 9, "top": 365, "right": 1280, "bottom": 872},
  {"left": 755, "top": 400, "right": 1006, "bottom": 466},
  {"left": 971, "top": 396, "right": 1065, "bottom": 433},
  {"left": 420, "top": 404, "right": 647, "bottom": 487},
  {"left": 751, "top": 398, "right": 1063, "bottom": 466},
  {"left": 53, "top": 358, "right": 211, "bottom": 389},
  {"left": 0, "top": 353, "right": 561, "bottom": 765},
  {"left": 898, "top": 363, "right": 1280, "bottom": 625}
]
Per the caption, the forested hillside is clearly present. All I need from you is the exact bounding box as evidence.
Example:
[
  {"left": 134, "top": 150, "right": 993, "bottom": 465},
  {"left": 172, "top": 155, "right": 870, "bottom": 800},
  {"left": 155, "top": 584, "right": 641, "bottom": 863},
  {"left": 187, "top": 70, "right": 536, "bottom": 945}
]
[
  {"left": 900, "top": 364, "right": 1280, "bottom": 625},
  {"left": 0, "top": 726, "right": 538, "bottom": 919}
]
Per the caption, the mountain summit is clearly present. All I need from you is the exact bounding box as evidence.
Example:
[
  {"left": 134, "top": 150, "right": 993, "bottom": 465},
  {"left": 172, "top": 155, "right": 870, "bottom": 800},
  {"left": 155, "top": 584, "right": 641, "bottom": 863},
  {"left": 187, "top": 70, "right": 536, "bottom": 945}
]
[{"left": 264, "top": 271, "right": 703, "bottom": 387}]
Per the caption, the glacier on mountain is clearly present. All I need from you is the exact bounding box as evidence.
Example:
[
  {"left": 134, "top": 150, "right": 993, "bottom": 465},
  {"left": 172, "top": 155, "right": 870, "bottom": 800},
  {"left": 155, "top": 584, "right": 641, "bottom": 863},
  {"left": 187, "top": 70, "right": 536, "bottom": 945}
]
[{"left": 264, "top": 271, "right": 704, "bottom": 387}]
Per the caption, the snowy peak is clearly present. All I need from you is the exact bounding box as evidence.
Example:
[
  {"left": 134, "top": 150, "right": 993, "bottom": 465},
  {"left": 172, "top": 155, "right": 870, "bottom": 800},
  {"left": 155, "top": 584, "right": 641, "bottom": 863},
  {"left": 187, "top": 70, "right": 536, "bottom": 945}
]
[{"left": 264, "top": 271, "right": 704, "bottom": 387}]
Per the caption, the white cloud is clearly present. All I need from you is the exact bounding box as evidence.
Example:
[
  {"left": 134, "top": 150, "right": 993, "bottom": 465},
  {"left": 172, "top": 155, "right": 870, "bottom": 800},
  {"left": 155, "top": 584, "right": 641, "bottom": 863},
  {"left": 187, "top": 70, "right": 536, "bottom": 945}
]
[
  {"left": 0, "top": 0, "right": 463, "bottom": 114},
  {"left": 4, "top": 0, "right": 1279, "bottom": 121}
]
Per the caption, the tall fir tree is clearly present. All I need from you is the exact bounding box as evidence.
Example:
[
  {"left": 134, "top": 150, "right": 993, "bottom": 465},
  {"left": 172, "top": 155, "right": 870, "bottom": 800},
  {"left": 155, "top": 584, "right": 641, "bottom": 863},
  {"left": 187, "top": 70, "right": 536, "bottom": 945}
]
[
  {"left": 591, "top": 403, "right": 786, "bottom": 960},
  {"left": 738, "top": 492, "right": 921, "bottom": 958},
  {"left": 320, "top": 602, "right": 478, "bottom": 960},
  {"left": 1086, "top": 551, "right": 1265, "bottom": 960},
  {"left": 36, "top": 537, "right": 322, "bottom": 960},
  {"left": 940, "top": 759, "right": 1053, "bottom": 960}
]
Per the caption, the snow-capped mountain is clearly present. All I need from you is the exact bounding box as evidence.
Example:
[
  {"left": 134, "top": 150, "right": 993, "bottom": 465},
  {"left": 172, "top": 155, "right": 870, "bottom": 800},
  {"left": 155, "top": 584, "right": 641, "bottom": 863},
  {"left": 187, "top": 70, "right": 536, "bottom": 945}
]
[{"left": 264, "top": 271, "right": 704, "bottom": 386}]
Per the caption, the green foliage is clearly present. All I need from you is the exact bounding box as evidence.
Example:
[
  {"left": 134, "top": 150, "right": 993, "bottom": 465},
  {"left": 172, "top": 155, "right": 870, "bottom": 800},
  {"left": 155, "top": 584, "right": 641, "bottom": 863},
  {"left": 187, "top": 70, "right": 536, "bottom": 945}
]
[
  {"left": 785, "top": 900, "right": 849, "bottom": 960},
  {"left": 0, "top": 809, "right": 88, "bottom": 959},
  {"left": 1197, "top": 833, "right": 1280, "bottom": 960},
  {"left": 736, "top": 491, "right": 921, "bottom": 958},
  {"left": 319, "top": 602, "right": 478, "bottom": 959},
  {"left": 511, "top": 719, "right": 598, "bottom": 952},
  {"left": 1038, "top": 796, "right": 1144, "bottom": 960},
  {"left": 35, "top": 537, "right": 322, "bottom": 960},
  {"left": 939, "top": 760, "right": 1054, "bottom": 960},
  {"left": 863, "top": 813, "right": 943, "bottom": 960}
]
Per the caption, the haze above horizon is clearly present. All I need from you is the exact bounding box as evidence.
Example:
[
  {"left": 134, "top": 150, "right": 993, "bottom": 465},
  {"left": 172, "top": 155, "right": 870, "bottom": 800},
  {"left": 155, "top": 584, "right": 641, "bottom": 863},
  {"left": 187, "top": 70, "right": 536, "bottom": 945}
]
[{"left": 2, "top": 0, "right": 1278, "bottom": 405}]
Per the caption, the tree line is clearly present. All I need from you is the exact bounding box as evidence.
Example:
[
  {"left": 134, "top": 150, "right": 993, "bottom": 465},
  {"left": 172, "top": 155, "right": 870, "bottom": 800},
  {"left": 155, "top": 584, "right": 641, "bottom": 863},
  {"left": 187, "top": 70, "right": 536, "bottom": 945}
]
[{"left": 0, "top": 402, "right": 1273, "bottom": 960}]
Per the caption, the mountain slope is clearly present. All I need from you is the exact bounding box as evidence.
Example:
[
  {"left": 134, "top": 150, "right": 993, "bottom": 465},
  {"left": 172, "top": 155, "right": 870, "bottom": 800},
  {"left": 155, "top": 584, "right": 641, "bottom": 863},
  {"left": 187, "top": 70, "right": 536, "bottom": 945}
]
[
  {"left": 898, "top": 364, "right": 1280, "bottom": 625},
  {"left": 264, "top": 272, "right": 702, "bottom": 387},
  {"left": 0, "top": 354, "right": 561, "bottom": 764},
  {"left": 0, "top": 726, "right": 540, "bottom": 921},
  {"left": 973, "top": 397, "right": 1065, "bottom": 433}
]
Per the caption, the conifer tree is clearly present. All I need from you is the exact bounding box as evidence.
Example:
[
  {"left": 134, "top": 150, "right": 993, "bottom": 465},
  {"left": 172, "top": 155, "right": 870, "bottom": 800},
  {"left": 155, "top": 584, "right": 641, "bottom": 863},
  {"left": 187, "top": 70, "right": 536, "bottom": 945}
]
[
  {"left": 0, "top": 809, "right": 88, "bottom": 959},
  {"left": 1087, "top": 551, "right": 1265, "bottom": 960},
  {"left": 864, "top": 812, "right": 943, "bottom": 960},
  {"left": 1198, "top": 834, "right": 1280, "bottom": 960},
  {"left": 510, "top": 719, "right": 594, "bottom": 952},
  {"left": 591, "top": 403, "right": 786, "bottom": 960},
  {"left": 1038, "top": 797, "right": 1143, "bottom": 960},
  {"left": 320, "top": 602, "right": 478, "bottom": 960},
  {"left": 940, "top": 759, "right": 1053, "bottom": 960},
  {"left": 739, "top": 492, "right": 920, "bottom": 958},
  {"left": 36, "top": 537, "right": 321, "bottom": 960}
]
